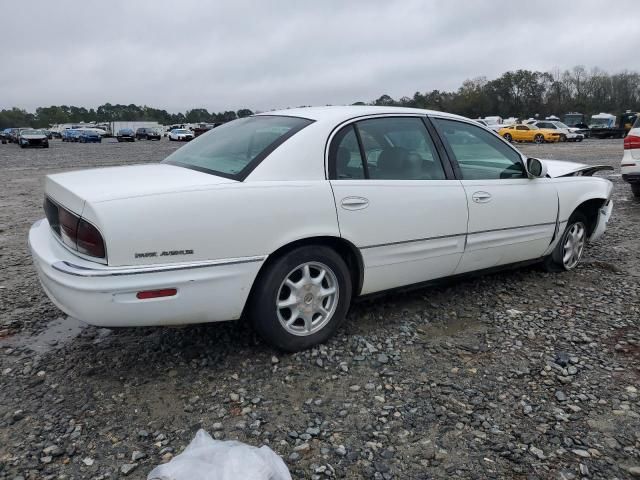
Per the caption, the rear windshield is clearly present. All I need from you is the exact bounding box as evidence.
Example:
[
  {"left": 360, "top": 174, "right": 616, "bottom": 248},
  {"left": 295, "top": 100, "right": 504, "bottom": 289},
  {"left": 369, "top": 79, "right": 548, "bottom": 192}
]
[{"left": 163, "top": 116, "right": 313, "bottom": 180}]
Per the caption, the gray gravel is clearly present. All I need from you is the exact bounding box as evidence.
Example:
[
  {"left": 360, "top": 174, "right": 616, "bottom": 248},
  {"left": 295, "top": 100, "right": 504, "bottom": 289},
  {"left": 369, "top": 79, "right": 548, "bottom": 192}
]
[{"left": 0, "top": 138, "right": 639, "bottom": 479}]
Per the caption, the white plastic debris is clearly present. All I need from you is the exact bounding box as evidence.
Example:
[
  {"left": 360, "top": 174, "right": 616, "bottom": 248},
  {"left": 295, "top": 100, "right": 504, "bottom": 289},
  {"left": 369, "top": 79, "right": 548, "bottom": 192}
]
[{"left": 147, "top": 429, "right": 292, "bottom": 480}]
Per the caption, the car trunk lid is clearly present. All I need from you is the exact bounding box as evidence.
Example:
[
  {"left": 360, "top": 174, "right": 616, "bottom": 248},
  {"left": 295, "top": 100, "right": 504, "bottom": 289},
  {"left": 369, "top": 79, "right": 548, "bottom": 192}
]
[{"left": 45, "top": 163, "right": 235, "bottom": 214}]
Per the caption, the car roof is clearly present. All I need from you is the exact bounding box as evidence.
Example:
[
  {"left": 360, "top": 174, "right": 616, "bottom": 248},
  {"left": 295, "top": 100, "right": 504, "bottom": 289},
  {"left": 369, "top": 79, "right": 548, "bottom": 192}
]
[{"left": 256, "top": 105, "right": 467, "bottom": 123}]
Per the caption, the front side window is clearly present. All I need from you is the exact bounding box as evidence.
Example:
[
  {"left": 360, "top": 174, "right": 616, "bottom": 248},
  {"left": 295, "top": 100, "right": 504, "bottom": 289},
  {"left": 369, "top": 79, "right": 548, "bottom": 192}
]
[
  {"left": 164, "top": 116, "right": 312, "bottom": 179},
  {"left": 516, "top": 125, "right": 529, "bottom": 131},
  {"left": 433, "top": 118, "right": 525, "bottom": 180}
]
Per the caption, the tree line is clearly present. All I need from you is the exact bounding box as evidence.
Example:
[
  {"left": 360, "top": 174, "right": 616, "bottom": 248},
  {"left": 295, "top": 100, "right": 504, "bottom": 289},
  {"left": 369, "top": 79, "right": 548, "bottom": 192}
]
[
  {"left": 2, "top": 66, "right": 639, "bottom": 129},
  {"left": 0, "top": 104, "right": 254, "bottom": 129},
  {"left": 368, "top": 66, "right": 640, "bottom": 119}
]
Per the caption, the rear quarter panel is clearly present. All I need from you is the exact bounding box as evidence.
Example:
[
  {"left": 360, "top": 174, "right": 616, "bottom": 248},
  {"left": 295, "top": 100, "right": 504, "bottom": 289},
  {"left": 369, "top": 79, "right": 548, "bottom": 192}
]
[{"left": 82, "top": 181, "right": 340, "bottom": 267}]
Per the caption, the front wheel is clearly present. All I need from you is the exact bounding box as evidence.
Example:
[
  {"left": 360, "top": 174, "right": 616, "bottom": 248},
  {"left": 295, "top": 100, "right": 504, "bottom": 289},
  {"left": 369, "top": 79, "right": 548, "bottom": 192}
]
[
  {"left": 503, "top": 133, "right": 512, "bottom": 142},
  {"left": 631, "top": 184, "right": 640, "bottom": 198},
  {"left": 534, "top": 134, "right": 545, "bottom": 144},
  {"left": 247, "top": 246, "right": 352, "bottom": 352},
  {"left": 544, "top": 212, "right": 587, "bottom": 272}
]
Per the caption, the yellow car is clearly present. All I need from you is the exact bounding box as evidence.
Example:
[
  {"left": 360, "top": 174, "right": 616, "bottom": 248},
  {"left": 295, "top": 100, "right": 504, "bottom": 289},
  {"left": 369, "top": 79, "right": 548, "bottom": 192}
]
[{"left": 498, "top": 124, "right": 562, "bottom": 144}]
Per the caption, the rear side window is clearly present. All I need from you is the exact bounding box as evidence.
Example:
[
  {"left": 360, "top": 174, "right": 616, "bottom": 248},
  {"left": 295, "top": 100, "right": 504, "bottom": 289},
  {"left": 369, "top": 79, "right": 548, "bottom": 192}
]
[
  {"left": 331, "top": 125, "right": 365, "bottom": 179},
  {"left": 330, "top": 117, "right": 446, "bottom": 180},
  {"left": 433, "top": 118, "right": 525, "bottom": 180},
  {"left": 163, "top": 116, "right": 313, "bottom": 180}
]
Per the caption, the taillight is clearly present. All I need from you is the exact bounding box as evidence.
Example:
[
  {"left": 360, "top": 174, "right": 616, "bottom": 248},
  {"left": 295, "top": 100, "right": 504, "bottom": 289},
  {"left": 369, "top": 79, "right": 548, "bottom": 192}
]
[
  {"left": 44, "top": 197, "right": 106, "bottom": 260},
  {"left": 624, "top": 134, "right": 640, "bottom": 150},
  {"left": 58, "top": 207, "right": 79, "bottom": 248},
  {"left": 76, "top": 219, "right": 106, "bottom": 258}
]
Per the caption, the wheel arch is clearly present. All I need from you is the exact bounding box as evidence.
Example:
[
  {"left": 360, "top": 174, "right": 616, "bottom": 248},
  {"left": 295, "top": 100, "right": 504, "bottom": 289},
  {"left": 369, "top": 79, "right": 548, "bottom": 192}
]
[
  {"left": 246, "top": 236, "right": 364, "bottom": 311},
  {"left": 571, "top": 197, "right": 609, "bottom": 237}
]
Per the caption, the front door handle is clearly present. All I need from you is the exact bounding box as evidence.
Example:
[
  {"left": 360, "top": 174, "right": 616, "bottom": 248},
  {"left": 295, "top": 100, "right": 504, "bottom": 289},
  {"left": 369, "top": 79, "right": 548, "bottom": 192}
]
[
  {"left": 472, "top": 191, "right": 492, "bottom": 203},
  {"left": 341, "top": 196, "right": 369, "bottom": 210}
]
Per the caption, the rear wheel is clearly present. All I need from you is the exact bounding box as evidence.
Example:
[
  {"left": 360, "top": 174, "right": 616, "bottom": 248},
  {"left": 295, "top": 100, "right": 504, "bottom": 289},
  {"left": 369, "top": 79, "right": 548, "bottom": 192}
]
[
  {"left": 544, "top": 212, "right": 587, "bottom": 272},
  {"left": 503, "top": 133, "right": 512, "bottom": 142},
  {"left": 631, "top": 184, "right": 640, "bottom": 198},
  {"left": 247, "top": 246, "right": 352, "bottom": 352},
  {"left": 534, "top": 134, "right": 545, "bottom": 144}
]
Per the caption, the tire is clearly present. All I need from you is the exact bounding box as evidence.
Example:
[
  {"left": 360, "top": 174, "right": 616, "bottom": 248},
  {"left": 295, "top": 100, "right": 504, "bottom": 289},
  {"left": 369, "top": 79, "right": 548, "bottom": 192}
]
[
  {"left": 577, "top": 137, "right": 583, "bottom": 142},
  {"left": 631, "top": 184, "right": 640, "bottom": 198},
  {"left": 44, "top": 144, "right": 49, "bottom": 148},
  {"left": 503, "top": 133, "right": 512, "bottom": 142},
  {"left": 247, "top": 245, "right": 352, "bottom": 352},
  {"left": 543, "top": 212, "right": 588, "bottom": 272},
  {"left": 534, "top": 134, "right": 544, "bottom": 144},
  {"left": 560, "top": 134, "right": 567, "bottom": 142}
]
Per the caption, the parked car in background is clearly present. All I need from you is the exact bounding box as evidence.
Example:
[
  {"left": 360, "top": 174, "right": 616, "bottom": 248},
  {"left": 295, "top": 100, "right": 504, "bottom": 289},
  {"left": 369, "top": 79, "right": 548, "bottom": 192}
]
[
  {"left": 78, "top": 130, "right": 102, "bottom": 143},
  {"left": 498, "top": 124, "right": 562, "bottom": 143},
  {"left": 28, "top": 106, "right": 614, "bottom": 351},
  {"left": 18, "top": 129, "right": 49, "bottom": 148},
  {"left": 135, "top": 127, "right": 162, "bottom": 140},
  {"left": 622, "top": 116, "right": 640, "bottom": 197},
  {"left": 62, "top": 129, "right": 80, "bottom": 142},
  {"left": 168, "top": 128, "right": 194, "bottom": 141},
  {"left": 116, "top": 128, "right": 135, "bottom": 142},
  {"left": 533, "top": 121, "right": 584, "bottom": 142},
  {"left": 164, "top": 124, "right": 187, "bottom": 137},
  {"left": 193, "top": 123, "right": 223, "bottom": 137},
  {"left": 10, "top": 128, "right": 30, "bottom": 143},
  {"left": 1, "top": 128, "right": 10, "bottom": 144}
]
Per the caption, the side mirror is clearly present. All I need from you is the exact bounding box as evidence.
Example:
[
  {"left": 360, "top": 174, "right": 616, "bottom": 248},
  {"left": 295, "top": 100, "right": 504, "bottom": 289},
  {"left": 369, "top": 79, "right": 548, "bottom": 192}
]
[{"left": 526, "top": 157, "right": 548, "bottom": 178}]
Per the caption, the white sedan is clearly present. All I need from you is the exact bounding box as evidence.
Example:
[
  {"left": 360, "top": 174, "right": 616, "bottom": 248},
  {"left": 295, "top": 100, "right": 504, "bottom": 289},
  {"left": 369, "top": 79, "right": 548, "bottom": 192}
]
[
  {"left": 533, "top": 121, "right": 584, "bottom": 142},
  {"left": 29, "top": 106, "right": 613, "bottom": 351},
  {"left": 168, "top": 128, "right": 194, "bottom": 141}
]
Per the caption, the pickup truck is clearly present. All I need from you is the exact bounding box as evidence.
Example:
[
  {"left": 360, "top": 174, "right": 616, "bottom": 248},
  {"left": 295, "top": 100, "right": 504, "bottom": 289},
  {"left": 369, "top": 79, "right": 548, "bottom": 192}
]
[{"left": 590, "top": 112, "right": 639, "bottom": 139}]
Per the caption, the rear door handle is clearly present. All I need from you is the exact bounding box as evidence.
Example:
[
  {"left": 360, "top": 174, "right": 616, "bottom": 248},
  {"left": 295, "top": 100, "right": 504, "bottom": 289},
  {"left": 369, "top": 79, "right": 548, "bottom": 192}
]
[
  {"left": 472, "top": 191, "right": 492, "bottom": 203},
  {"left": 341, "top": 196, "right": 369, "bottom": 210}
]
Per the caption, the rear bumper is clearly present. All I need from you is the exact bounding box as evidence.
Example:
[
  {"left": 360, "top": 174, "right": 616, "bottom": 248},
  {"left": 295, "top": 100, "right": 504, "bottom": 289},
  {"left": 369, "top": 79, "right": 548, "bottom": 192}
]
[
  {"left": 622, "top": 173, "right": 640, "bottom": 184},
  {"left": 28, "top": 219, "right": 265, "bottom": 327}
]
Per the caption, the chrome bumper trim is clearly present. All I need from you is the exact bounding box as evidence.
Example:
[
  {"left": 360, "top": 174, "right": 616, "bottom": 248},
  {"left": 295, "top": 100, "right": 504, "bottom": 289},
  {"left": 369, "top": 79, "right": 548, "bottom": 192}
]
[{"left": 51, "top": 256, "right": 266, "bottom": 277}]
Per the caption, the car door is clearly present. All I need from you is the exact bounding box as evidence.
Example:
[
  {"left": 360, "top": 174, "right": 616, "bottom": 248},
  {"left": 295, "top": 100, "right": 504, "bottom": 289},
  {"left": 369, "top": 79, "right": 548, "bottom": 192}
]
[
  {"left": 514, "top": 125, "right": 532, "bottom": 141},
  {"left": 328, "top": 116, "right": 468, "bottom": 295},
  {"left": 431, "top": 117, "right": 558, "bottom": 274}
]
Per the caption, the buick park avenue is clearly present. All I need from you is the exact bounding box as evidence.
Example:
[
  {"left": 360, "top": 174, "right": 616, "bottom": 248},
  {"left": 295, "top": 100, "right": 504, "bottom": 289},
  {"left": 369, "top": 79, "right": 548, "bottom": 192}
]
[{"left": 29, "top": 107, "right": 613, "bottom": 351}]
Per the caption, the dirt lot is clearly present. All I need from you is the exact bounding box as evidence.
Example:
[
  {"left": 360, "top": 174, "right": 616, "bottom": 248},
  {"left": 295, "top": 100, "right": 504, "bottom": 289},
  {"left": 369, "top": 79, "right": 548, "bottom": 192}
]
[{"left": 0, "top": 137, "right": 639, "bottom": 479}]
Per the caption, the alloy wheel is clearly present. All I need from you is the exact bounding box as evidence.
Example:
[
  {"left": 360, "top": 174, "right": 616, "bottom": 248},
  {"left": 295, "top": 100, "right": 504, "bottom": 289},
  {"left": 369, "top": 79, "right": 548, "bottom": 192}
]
[
  {"left": 276, "top": 262, "right": 339, "bottom": 336},
  {"left": 562, "top": 222, "right": 586, "bottom": 269}
]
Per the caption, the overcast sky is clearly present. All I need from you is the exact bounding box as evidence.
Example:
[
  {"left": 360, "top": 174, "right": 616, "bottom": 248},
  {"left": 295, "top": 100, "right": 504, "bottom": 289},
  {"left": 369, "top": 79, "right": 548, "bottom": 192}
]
[{"left": 3, "top": 0, "right": 639, "bottom": 113}]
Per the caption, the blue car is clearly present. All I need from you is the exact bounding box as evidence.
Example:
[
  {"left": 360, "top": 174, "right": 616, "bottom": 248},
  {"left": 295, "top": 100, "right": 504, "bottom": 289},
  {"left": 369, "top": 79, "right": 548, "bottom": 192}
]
[
  {"left": 78, "top": 130, "right": 102, "bottom": 143},
  {"left": 62, "top": 129, "right": 80, "bottom": 142}
]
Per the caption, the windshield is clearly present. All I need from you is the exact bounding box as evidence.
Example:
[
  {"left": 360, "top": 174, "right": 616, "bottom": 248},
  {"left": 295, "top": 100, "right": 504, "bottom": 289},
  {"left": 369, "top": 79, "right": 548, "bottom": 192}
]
[
  {"left": 590, "top": 118, "right": 611, "bottom": 127},
  {"left": 553, "top": 122, "right": 569, "bottom": 129},
  {"left": 23, "top": 130, "right": 46, "bottom": 135},
  {"left": 163, "top": 116, "right": 313, "bottom": 179}
]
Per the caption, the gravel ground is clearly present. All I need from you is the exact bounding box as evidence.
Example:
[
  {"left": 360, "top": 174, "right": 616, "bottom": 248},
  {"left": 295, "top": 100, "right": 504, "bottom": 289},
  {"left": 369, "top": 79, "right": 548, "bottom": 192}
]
[{"left": 0, "top": 137, "right": 639, "bottom": 480}]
